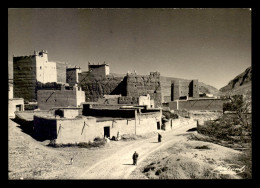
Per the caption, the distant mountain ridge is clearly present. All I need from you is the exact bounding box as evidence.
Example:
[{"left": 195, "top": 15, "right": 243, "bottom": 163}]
[{"left": 219, "top": 66, "right": 252, "bottom": 95}]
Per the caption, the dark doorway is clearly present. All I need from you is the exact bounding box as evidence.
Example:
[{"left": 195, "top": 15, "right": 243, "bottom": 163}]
[
  {"left": 55, "top": 109, "right": 64, "bottom": 117},
  {"left": 16, "top": 105, "right": 22, "bottom": 111},
  {"left": 104, "top": 126, "right": 110, "bottom": 138},
  {"left": 157, "top": 121, "right": 160, "bottom": 130}
]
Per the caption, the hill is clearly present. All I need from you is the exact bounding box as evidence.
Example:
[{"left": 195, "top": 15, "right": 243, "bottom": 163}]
[{"left": 219, "top": 66, "right": 252, "bottom": 95}]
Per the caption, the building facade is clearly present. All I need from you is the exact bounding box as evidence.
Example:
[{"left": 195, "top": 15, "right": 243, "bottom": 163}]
[
  {"left": 171, "top": 79, "right": 199, "bottom": 101},
  {"left": 37, "top": 86, "right": 85, "bottom": 110},
  {"left": 88, "top": 63, "right": 110, "bottom": 77}
]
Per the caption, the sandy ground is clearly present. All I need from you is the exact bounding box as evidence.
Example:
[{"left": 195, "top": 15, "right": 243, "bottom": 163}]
[{"left": 8, "top": 117, "right": 246, "bottom": 180}]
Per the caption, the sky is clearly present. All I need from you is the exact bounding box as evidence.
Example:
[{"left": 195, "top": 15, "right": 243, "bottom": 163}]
[{"left": 8, "top": 8, "right": 251, "bottom": 89}]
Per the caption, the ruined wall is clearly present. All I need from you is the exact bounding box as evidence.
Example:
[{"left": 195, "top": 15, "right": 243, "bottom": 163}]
[
  {"left": 37, "top": 87, "right": 85, "bottom": 110},
  {"left": 126, "top": 72, "right": 161, "bottom": 107},
  {"left": 168, "top": 99, "right": 225, "bottom": 111},
  {"left": 13, "top": 56, "right": 37, "bottom": 101},
  {"left": 78, "top": 73, "right": 126, "bottom": 102}
]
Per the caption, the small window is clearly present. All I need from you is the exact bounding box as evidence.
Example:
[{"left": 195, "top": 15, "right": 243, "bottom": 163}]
[{"left": 40, "top": 66, "right": 42, "bottom": 69}]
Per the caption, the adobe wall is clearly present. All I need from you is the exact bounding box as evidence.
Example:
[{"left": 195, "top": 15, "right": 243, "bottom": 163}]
[
  {"left": 168, "top": 99, "right": 225, "bottom": 111},
  {"left": 52, "top": 115, "right": 159, "bottom": 144},
  {"left": 13, "top": 56, "right": 37, "bottom": 101},
  {"left": 118, "top": 96, "right": 138, "bottom": 104},
  {"left": 37, "top": 88, "right": 85, "bottom": 110},
  {"left": 82, "top": 107, "right": 136, "bottom": 118},
  {"left": 171, "top": 79, "right": 199, "bottom": 101},
  {"left": 8, "top": 98, "right": 24, "bottom": 118},
  {"left": 88, "top": 64, "right": 109, "bottom": 77},
  {"left": 56, "top": 62, "right": 67, "bottom": 83},
  {"left": 97, "top": 97, "right": 119, "bottom": 105},
  {"left": 78, "top": 73, "right": 126, "bottom": 102},
  {"left": 33, "top": 115, "right": 57, "bottom": 141},
  {"left": 66, "top": 68, "right": 81, "bottom": 86},
  {"left": 126, "top": 73, "right": 161, "bottom": 107}
]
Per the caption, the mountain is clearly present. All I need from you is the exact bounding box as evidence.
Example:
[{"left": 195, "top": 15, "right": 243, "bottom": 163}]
[{"left": 219, "top": 66, "right": 252, "bottom": 95}]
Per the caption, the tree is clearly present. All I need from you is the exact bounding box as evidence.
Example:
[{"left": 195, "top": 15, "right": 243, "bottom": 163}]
[{"left": 223, "top": 90, "right": 251, "bottom": 129}]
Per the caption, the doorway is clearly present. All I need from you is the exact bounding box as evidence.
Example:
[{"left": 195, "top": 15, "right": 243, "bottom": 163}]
[
  {"left": 16, "top": 105, "right": 22, "bottom": 111},
  {"left": 104, "top": 126, "right": 110, "bottom": 138},
  {"left": 157, "top": 121, "right": 160, "bottom": 130}
]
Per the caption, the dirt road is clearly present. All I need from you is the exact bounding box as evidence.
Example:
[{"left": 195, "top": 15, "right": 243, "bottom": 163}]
[{"left": 77, "top": 118, "right": 196, "bottom": 179}]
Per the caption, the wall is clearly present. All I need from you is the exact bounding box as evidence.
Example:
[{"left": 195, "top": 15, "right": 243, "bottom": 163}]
[
  {"left": 78, "top": 73, "right": 126, "bottom": 102},
  {"left": 171, "top": 79, "right": 199, "bottom": 101},
  {"left": 76, "top": 87, "right": 86, "bottom": 106},
  {"left": 56, "top": 62, "right": 68, "bottom": 83},
  {"left": 126, "top": 72, "right": 161, "bottom": 107},
  {"left": 88, "top": 64, "right": 109, "bottom": 77},
  {"left": 118, "top": 96, "right": 138, "bottom": 104},
  {"left": 35, "top": 112, "right": 161, "bottom": 144},
  {"left": 139, "top": 95, "right": 151, "bottom": 106},
  {"left": 9, "top": 82, "right": 13, "bottom": 99},
  {"left": 35, "top": 51, "right": 57, "bottom": 83},
  {"left": 34, "top": 115, "right": 57, "bottom": 141},
  {"left": 8, "top": 98, "right": 24, "bottom": 118},
  {"left": 13, "top": 55, "right": 37, "bottom": 101},
  {"left": 66, "top": 68, "right": 81, "bottom": 86},
  {"left": 168, "top": 99, "right": 225, "bottom": 111},
  {"left": 82, "top": 106, "right": 136, "bottom": 118},
  {"left": 37, "top": 87, "right": 85, "bottom": 110},
  {"left": 97, "top": 97, "right": 119, "bottom": 105},
  {"left": 62, "top": 109, "right": 80, "bottom": 118}
]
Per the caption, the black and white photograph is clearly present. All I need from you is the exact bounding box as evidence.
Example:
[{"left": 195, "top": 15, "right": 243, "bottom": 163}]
[{"left": 8, "top": 8, "right": 252, "bottom": 180}]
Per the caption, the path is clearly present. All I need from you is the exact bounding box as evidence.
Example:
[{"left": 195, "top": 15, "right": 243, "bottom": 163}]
[{"left": 77, "top": 118, "right": 196, "bottom": 179}]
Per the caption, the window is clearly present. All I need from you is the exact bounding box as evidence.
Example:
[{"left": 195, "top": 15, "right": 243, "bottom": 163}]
[{"left": 40, "top": 66, "right": 42, "bottom": 69}]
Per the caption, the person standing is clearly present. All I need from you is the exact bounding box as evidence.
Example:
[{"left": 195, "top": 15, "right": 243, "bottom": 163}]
[
  {"left": 132, "top": 151, "right": 139, "bottom": 165},
  {"left": 158, "top": 133, "right": 162, "bottom": 142}
]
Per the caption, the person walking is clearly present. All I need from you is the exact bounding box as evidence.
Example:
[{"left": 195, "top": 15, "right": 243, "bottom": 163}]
[
  {"left": 158, "top": 133, "right": 162, "bottom": 142},
  {"left": 132, "top": 151, "right": 139, "bottom": 165}
]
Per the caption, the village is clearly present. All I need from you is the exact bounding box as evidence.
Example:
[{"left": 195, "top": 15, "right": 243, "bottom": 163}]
[
  {"left": 8, "top": 50, "right": 227, "bottom": 145},
  {"left": 8, "top": 49, "right": 252, "bottom": 179}
]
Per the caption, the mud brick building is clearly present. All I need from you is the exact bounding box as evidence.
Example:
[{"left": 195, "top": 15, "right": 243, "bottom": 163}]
[
  {"left": 126, "top": 72, "right": 161, "bottom": 107},
  {"left": 66, "top": 67, "right": 82, "bottom": 87},
  {"left": 13, "top": 50, "right": 68, "bottom": 102},
  {"left": 37, "top": 85, "right": 85, "bottom": 110},
  {"left": 88, "top": 62, "right": 110, "bottom": 77},
  {"left": 171, "top": 79, "right": 199, "bottom": 101}
]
